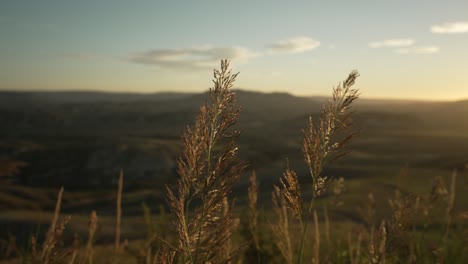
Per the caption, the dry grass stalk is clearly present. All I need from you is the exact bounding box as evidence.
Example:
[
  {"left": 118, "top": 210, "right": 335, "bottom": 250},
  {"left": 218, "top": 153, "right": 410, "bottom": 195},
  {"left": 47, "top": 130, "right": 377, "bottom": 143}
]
[
  {"left": 368, "top": 223, "right": 377, "bottom": 264},
  {"left": 377, "top": 221, "right": 387, "bottom": 264},
  {"left": 246, "top": 171, "right": 263, "bottom": 263},
  {"left": 388, "top": 190, "right": 409, "bottom": 230},
  {"left": 270, "top": 186, "right": 293, "bottom": 264},
  {"left": 154, "top": 245, "right": 176, "bottom": 264},
  {"left": 443, "top": 169, "right": 457, "bottom": 243},
  {"left": 312, "top": 210, "right": 320, "bottom": 264},
  {"left": 43, "top": 215, "right": 71, "bottom": 263},
  {"left": 293, "top": 70, "right": 360, "bottom": 264},
  {"left": 166, "top": 59, "right": 245, "bottom": 263},
  {"left": 408, "top": 196, "right": 420, "bottom": 264},
  {"left": 332, "top": 177, "right": 346, "bottom": 196},
  {"left": 41, "top": 187, "right": 65, "bottom": 263},
  {"left": 348, "top": 232, "right": 363, "bottom": 264},
  {"left": 369, "top": 220, "right": 387, "bottom": 264},
  {"left": 145, "top": 248, "right": 152, "bottom": 264},
  {"left": 303, "top": 70, "right": 360, "bottom": 199},
  {"left": 222, "top": 196, "right": 240, "bottom": 263},
  {"left": 430, "top": 176, "right": 449, "bottom": 203},
  {"left": 280, "top": 164, "right": 303, "bottom": 221},
  {"left": 31, "top": 235, "right": 37, "bottom": 259},
  {"left": 359, "top": 192, "right": 382, "bottom": 263},
  {"left": 248, "top": 171, "right": 259, "bottom": 252},
  {"left": 356, "top": 233, "right": 363, "bottom": 264},
  {"left": 68, "top": 233, "right": 79, "bottom": 264},
  {"left": 81, "top": 210, "right": 98, "bottom": 264},
  {"left": 347, "top": 233, "right": 354, "bottom": 263},
  {"left": 115, "top": 169, "right": 124, "bottom": 252},
  {"left": 421, "top": 175, "right": 449, "bottom": 229},
  {"left": 386, "top": 184, "right": 423, "bottom": 259},
  {"left": 362, "top": 192, "right": 378, "bottom": 263}
]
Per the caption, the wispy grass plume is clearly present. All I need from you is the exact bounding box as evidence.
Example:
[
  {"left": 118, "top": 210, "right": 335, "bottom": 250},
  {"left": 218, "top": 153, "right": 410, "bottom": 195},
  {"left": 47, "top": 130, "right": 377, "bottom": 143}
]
[
  {"left": 273, "top": 70, "right": 360, "bottom": 264},
  {"left": 166, "top": 59, "right": 245, "bottom": 263}
]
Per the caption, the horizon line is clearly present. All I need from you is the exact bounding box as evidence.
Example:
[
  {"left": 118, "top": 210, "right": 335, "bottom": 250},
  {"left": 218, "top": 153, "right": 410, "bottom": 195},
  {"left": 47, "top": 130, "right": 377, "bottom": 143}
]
[{"left": 0, "top": 88, "right": 465, "bottom": 103}]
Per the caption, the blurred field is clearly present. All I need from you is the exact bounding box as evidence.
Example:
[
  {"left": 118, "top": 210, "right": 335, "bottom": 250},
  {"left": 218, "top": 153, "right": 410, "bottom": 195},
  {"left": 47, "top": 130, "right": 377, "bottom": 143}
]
[{"left": 0, "top": 91, "right": 467, "bottom": 262}]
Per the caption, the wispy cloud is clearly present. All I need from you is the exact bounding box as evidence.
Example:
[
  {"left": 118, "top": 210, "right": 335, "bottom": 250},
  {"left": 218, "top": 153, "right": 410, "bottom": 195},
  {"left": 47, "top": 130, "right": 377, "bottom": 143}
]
[
  {"left": 369, "top": 38, "right": 438, "bottom": 55},
  {"left": 431, "top": 21, "right": 468, "bottom": 34},
  {"left": 395, "top": 46, "right": 440, "bottom": 54},
  {"left": 129, "top": 36, "right": 322, "bottom": 70},
  {"left": 269, "top": 37, "right": 320, "bottom": 54},
  {"left": 369, "top": 39, "right": 415, "bottom": 48},
  {"left": 129, "top": 46, "right": 258, "bottom": 70}
]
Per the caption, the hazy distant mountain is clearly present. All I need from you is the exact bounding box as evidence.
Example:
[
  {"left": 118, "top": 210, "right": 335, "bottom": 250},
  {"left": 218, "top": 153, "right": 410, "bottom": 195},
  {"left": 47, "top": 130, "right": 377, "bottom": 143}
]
[
  {"left": 0, "top": 90, "right": 467, "bottom": 130},
  {"left": 0, "top": 91, "right": 196, "bottom": 107},
  {"left": 1, "top": 90, "right": 467, "bottom": 189}
]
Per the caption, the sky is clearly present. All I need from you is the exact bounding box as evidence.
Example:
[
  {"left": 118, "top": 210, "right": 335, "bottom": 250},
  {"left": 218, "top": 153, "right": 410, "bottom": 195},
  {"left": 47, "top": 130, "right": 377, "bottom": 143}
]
[{"left": 0, "top": 0, "right": 467, "bottom": 100}]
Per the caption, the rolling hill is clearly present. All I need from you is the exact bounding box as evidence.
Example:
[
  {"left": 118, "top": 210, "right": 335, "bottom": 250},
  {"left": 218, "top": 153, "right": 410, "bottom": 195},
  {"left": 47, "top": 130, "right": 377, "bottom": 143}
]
[{"left": 0, "top": 90, "right": 467, "bottom": 191}]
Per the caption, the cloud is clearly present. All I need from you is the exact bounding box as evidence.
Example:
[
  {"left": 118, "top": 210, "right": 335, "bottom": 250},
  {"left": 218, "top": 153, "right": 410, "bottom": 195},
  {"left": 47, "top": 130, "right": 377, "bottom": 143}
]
[
  {"left": 269, "top": 37, "right": 320, "bottom": 54},
  {"left": 395, "top": 46, "right": 440, "bottom": 54},
  {"left": 431, "top": 21, "right": 468, "bottom": 34},
  {"left": 128, "top": 36, "right": 322, "bottom": 70},
  {"left": 369, "top": 38, "right": 438, "bottom": 54},
  {"left": 369, "top": 39, "right": 415, "bottom": 48},
  {"left": 129, "top": 46, "right": 258, "bottom": 70}
]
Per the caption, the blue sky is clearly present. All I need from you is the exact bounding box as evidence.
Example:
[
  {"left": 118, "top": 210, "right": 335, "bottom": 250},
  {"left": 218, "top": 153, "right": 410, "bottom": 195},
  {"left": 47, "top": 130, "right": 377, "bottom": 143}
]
[{"left": 1, "top": 0, "right": 467, "bottom": 100}]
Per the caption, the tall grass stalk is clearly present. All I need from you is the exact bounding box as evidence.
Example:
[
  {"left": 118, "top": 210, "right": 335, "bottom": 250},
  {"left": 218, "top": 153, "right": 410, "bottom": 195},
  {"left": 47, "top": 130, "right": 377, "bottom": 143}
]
[
  {"left": 247, "top": 171, "right": 260, "bottom": 261},
  {"left": 166, "top": 59, "right": 245, "bottom": 263},
  {"left": 275, "top": 70, "right": 359, "bottom": 264},
  {"left": 443, "top": 169, "right": 457, "bottom": 243},
  {"left": 81, "top": 211, "right": 98, "bottom": 264},
  {"left": 41, "top": 187, "right": 64, "bottom": 263},
  {"left": 115, "top": 169, "right": 124, "bottom": 252},
  {"left": 271, "top": 186, "right": 293, "bottom": 264},
  {"left": 313, "top": 210, "right": 320, "bottom": 264}
]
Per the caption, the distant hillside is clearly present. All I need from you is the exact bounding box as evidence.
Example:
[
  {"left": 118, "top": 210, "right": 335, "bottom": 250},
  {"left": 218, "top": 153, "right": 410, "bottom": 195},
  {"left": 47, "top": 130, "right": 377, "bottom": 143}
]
[
  {"left": 1, "top": 90, "right": 468, "bottom": 189},
  {"left": 1, "top": 90, "right": 468, "bottom": 132},
  {"left": 0, "top": 91, "right": 196, "bottom": 106}
]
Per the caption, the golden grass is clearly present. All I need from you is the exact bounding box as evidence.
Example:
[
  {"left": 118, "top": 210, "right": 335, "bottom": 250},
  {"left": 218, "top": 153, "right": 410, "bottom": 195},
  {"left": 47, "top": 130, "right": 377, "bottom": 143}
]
[
  {"left": 164, "top": 59, "right": 246, "bottom": 263},
  {"left": 271, "top": 70, "right": 360, "bottom": 264}
]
